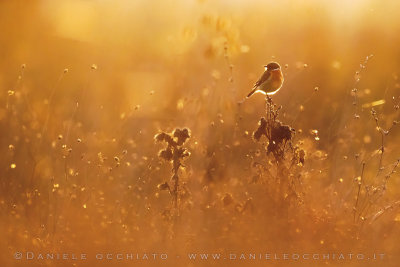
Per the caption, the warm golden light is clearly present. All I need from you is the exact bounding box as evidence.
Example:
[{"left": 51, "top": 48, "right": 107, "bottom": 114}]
[{"left": 1, "top": 0, "right": 400, "bottom": 266}]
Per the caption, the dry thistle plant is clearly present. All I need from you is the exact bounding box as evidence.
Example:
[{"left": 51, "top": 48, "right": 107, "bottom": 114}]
[
  {"left": 154, "top": 128, "right": 191, "bottom": 216},
  {"left": 252, "top": 96, "right": 305, "bottom": 210}
]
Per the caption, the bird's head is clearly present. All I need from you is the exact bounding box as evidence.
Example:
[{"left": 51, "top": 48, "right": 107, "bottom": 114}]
[{"left": 264, "top": 62, "right": 281, "bottom": 71}]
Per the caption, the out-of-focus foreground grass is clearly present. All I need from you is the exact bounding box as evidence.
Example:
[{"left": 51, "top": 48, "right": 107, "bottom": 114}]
[{"left": 1, "top": 0, "right": 400, "bottom": 266}]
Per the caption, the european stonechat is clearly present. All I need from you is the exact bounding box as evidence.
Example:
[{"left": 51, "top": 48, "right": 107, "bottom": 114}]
[{"left": 247, "top": 62, "right": 284, "bottom": 98}]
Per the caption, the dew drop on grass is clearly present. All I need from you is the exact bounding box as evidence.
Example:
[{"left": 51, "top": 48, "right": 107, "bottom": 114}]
[
  {"left": 240, "top": 45, "right": 250, "bottom": 53},
  {"left": 177, "top": 99, "right": 184, "bottom": 110},
  {"left": 211, "top": 70, "right": 220, "bottom": 80},
  {"left": 363, "top": 135, "right": 371, "bottom": 143}
]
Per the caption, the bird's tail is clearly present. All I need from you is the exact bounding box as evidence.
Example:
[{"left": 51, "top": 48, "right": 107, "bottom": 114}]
[
  {"left": 247, "top": 87, "right": 257, "bottom": 98},
  {"left": 238, "top": 87, "right": 258, "bottom": 105}
]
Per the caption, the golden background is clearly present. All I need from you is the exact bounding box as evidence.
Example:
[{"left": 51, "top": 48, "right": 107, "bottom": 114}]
[{"left": 1, "top": 0, "right": 400, "bottom": 266}]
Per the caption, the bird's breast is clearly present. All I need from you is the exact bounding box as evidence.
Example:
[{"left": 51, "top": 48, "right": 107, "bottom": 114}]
[{"left": 270, "top": 71, "right": 284, "bottom": 88}]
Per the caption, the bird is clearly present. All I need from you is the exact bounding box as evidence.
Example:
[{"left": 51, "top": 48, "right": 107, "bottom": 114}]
[{"left": 246, "top": 62, "right": 284, "bottom": 98}]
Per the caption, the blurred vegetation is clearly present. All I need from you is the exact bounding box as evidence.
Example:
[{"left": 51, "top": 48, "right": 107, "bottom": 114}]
[{"left": 1, "top": 0, "right": 400, "bottom": 266}]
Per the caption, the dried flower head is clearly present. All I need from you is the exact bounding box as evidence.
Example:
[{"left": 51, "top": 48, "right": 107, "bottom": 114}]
[{"left": 154, "top": 128, "right": 191, "bottom": 211}]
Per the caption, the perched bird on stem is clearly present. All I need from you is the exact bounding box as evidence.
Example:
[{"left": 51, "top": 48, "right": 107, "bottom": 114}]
[{"left": 247, "top": 62, "right": 284, "bottom": 98}]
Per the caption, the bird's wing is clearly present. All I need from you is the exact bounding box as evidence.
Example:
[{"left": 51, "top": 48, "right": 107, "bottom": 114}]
[{"left": 253, "top": 70, "right": 270, "bottom": 88}]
